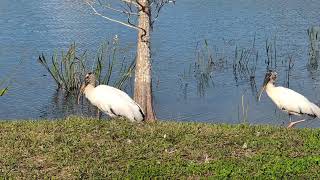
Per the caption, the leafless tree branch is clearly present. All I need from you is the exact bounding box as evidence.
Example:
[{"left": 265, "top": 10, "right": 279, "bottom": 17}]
[
  {"left": 120, "top": 0, "right": 138, "bottom": 7},
  {"left": 87, "top": 2, "right": 139, "bottom": 30},
  {"left": 150, "top": 0, "right": 175, "bottom": 29},
  {"left": 101, "top": 3, "right": 138, "bottom": 15}
]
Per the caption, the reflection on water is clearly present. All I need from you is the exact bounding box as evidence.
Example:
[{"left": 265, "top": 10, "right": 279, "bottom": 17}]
[
  {"left": 39, "top": 89, "right": 104, "bottom": 119},
  {"left": 1, "top": 0, "right": 320, "bottom": 127}
]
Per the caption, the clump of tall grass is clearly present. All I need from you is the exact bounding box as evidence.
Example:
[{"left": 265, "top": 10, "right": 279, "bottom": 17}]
[
  {"left": 38, "top": 37, "right": 135, "bottom": 95},
  {"left": 179, "top": 40, "right": 227, "bottom": 97},
  {"left": 38, "top": 43, "right": 84, "bottom": 93},
  {"left": 232, "top": 37, "right": 259, "bottom": 96},
  {"left": 93, "top": 38, "right": 135, "bottom": 89},
  {"left": 233, "top": 45, "right": 258, "bottom": 82},
  {"left": 194, "top": 40, "right": 215, "bottom": 96},
  {"left": 307, "top": 26, "right": 320, "bottom": 68},
  {"left": 265, "top": 37, "right": 277, "bottom": 69},
  {"left": 284, "top": 55, "right": 294, "bottom": 88}
]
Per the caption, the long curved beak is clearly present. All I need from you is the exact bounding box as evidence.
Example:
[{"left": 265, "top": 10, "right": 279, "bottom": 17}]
[
  {"left": 257, "top": 77, "right": 269, "bottom": 101},
  {"left": 77, "top": 83, "right": 86, "bottom": 105}
]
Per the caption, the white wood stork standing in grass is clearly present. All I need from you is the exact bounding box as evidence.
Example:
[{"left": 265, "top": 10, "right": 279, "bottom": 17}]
[
  {"left": 78, "top": 72, "right": 145, "bottom": 122},
  {"left": 258, "top": 70, "right": 320, "bottom": 128}
]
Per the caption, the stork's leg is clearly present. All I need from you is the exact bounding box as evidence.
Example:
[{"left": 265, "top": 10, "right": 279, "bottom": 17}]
[
  {"left": 289, "top": 114, "right": 292, "bottom": 122},
  {"left": 96, "top": 108, "right": 101, "bottom": 120},
  {"left": 287, "top": 119, "right": 306, "bottom": 128}
]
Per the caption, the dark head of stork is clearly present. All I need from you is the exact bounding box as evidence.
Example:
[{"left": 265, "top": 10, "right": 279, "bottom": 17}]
[
  {"left": 258, "top": 70, "right": 277, "bottom": 101},
  {"left": 78, "top": 72, "right": 96, "bottom": 104},
  {"left": 84, "top": 72, "right": 96, "bottom": 86}
]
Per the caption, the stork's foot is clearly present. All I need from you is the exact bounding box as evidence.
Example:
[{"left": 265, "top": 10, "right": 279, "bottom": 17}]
[{"left": 287, "top": 119, "right": 306, "bottom": 128}]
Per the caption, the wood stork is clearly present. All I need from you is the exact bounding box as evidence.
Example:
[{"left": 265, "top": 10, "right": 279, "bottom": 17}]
[
  {"left": 78, "top": 72, "right": 145, "bottom": 122},
  {"left": 258, "top": 70, "right": 320, "bottom": 128}
]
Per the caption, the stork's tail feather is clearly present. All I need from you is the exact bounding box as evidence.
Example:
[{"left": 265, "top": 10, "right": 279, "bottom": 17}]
[
  {"left": 310, "top": 103, "right": 320, "bottom": 118},
  {"left": 134, "top": 102, "right": 145, "bottom": 121},
  {"left": 139, "top": 107, "right": 145, "bottom": 121}
]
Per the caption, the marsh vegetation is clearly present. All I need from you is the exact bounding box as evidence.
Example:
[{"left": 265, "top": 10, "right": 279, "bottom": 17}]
[
  {"left": 1, "top": 1, "right": 320, "bottom": 125},
  {"left": 179, "top": 27, "right": 320, "bottom": 100},
  {"left": 38, "top": 38, "right": 135, "bottom": 95}
]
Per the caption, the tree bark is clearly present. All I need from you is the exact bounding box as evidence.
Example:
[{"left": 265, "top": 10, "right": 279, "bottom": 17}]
[{"left": 134, "top": 0, "right": 156, "bottom": 122}]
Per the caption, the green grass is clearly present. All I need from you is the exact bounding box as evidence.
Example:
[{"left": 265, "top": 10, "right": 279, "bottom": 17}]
[{"left": 1, "top": 117, "right": 320, "bottom": 178}]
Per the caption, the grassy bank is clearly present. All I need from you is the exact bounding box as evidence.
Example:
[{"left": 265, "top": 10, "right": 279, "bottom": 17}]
[{"left": 1, "top": 117, "right": 320, "bottom": 178}]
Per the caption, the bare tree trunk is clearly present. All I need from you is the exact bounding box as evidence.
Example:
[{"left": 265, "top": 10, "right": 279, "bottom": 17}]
[{"left": 134, "top": 0, "right": 156, "bottom": 122}]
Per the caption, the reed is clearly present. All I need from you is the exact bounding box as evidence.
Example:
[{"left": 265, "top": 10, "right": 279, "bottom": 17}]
[
  {"left": 93, "top": 39, "right": 135, "bottom": 90},
  {"left": 178, "top": 64, "right": 192, "bottom": 99},
  {"left": 265, "top": 37, "right": 278, "bottom": 69},
  {"left": 307, "top": 26, "right": 320, "bottom": 68},
  {"left": 237, "top": 94, "right": 249, "bottom": 124},
  {"left": 38, "top": 43, "right": 84, "bottom": 93},
  {"left": 240, "top": 94, "right": 249, "bottom": 124},
  {"left": 232, "top": 38, "right": 259, "bottom": 96},
  {"left": 0, "top": 87, "right": 8, "bottom": 96},
  {"left": 0, "top": 77, "right": 8, "bottom": 96},
  {"left": 178, "top": 40, "right": 218, "bottom": 97},
  {"left": 233, "top": 46, "right": 258, "bottom": 81},
  {"left": 193, "top": 40, "right": 213, "bottom": 96},
  {"left": 38, "top": 38, "right": 135, "bottom": 94},
  {"left": 193, "top": 40, "right": 226, "bottom": 96},
  {"left": 0, "top": 64, "right": 20, "bottom": 97},
  {"left": 284, "top": 55, "right": 294, "bottom": 88}
]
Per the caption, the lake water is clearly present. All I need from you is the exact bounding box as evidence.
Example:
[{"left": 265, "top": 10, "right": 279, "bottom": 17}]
[{"left": 1, "top": 0, "right": 320, "bottom": 127}]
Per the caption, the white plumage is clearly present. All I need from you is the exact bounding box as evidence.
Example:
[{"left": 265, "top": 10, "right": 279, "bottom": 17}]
[
  {"left": 79, "top": 72, "right": 144, "bottom": 122},
  {"left": 265, "top": 83, "right": 320, "bottom": 117},
  {"left": 259, "top": 70, "right": 320, "bottom": 127}
]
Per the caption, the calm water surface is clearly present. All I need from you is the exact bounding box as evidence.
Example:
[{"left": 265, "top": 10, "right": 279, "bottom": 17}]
[{"left": 1, "top": 0, "right": 320, "bottom": 127}]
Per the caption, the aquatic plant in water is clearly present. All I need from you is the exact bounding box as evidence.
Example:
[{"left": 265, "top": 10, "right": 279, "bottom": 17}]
[
  {"left": 0, "top": 86, "right": 8, "bottom": 96},
  {"left": 265, "top": 37, "right": 277, "bottom": 69},
  {"left": 0, "top": 66, "right": 18, "bottom": 96},
  {"left": 179, "top": 40, "right": 227, "bottom": 97},
  {"left": 307, "top": 26, "right": 320, "bottom": 68},
  {"left": 238, "top": 94, "right": 249, "bottom": 124},
  {"left": 233, "top": 44, "right": 258, "bottom": 83},
  {"left": 93, "top": 37, "right": 135, "bottom": 89},
  {"left": 179, "top": 36, "right": 296, "bottom": 101},
  {"left": 232, "top": 37, "right": 259, "bottom": 95},
  {"left": 0, "top": 77, "right": 8, "bottom": 96},
  {"left": 38, "top": 43, "right": 84, "bottom": 93},
  {"left": 38, "top": 37, "right": 135, "bottom": 95}
]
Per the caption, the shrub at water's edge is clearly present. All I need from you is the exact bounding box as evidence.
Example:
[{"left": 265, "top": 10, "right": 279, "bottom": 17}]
[{"left": 1, "top": 117, "right": 320, "bottom": 178}]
